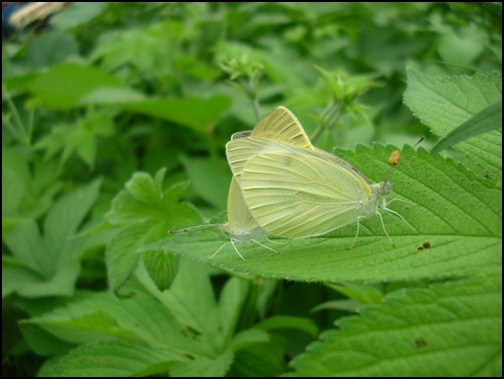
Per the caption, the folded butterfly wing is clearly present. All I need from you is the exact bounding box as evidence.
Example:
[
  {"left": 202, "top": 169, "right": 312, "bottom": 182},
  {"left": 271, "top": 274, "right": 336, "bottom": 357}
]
[{"left": 227, "top": 137, "right": 377, "bottom": 238}]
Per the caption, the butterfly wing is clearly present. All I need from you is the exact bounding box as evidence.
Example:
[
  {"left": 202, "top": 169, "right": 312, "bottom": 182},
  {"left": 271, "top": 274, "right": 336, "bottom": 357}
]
[
  {"left": 251, "top": 106, "right": 314, "bottom": 150},
  {"left": 230, "top": 139, "right": 373, "bottom": 238},
  {"left": 226, "top": 107, "right": 314, "bottom": 240},
  {"left": 226, "top": 176, "right": 266, "bottom": 241},
  {"left": 227, "top": 107, "right": 316, "bottom": 178}
]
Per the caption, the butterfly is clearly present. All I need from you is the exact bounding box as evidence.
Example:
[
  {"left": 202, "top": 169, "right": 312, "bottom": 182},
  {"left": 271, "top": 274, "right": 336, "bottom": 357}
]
[{"left": 226, "top": 108, "right": 417, "bottom": 248}]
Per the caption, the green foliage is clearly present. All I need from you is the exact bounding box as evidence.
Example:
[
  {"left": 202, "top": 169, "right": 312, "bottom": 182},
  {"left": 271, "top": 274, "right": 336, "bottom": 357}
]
[
  {"left": 404, "top": 69, "right": 502, "bottom": 181},
  {"left": 2, "top": 2, "right": 501, "bottom": 377},
  {"left": 147, "top": 144, "right": 501, "bottom": 282},
  {"left": 24, "top": 261, "right": 285, "bottom": 377},
  {"left": 105, "top": 169, "right": 201, "bottom": 291},
  {"left": 290, "top": 274, "right": 501, "bottom": 376},
  {"left": 35, "top": 109, "right": 114, "bottom": 169},
  {"left": 2, "top": 149, "right": 62, "bottom": 229},
  {"left": 431, "top": 100, "right": 502, "bottom": 155},
  {"left": 3, "top": 180, "right": 102, "bottom": 297}
]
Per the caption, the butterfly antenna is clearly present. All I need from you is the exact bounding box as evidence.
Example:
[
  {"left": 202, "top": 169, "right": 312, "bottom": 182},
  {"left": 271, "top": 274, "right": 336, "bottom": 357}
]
[{"left": 169, "top": 224, "right": 219, "bottom": 233}]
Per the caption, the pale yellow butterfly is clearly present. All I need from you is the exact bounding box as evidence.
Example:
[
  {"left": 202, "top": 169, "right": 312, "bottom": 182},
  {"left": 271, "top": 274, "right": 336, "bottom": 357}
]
[
  {"left": 226, "top": 112, "right": 417, "bottom": 248},
  {"left": 217, "top": 106, "right": 318, "bottom": 259},
  {"left": 172, "top": 106, "right": 315, "bottom": 260}
]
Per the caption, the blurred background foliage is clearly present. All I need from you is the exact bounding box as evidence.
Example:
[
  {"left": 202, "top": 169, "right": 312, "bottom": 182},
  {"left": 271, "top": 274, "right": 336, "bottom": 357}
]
[{"left": 2, "top": 2, "right": 501, "bottom": 376}]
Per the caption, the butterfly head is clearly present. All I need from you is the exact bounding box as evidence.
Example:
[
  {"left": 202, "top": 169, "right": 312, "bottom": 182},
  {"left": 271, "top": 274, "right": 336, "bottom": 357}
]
[{"left": 379, "top": 180, "right": 394, "bottom": 197}]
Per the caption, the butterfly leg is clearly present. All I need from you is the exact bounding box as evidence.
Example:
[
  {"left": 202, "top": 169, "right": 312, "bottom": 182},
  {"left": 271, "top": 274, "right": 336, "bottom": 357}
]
[
  {"left": 387, "top": 198, "right": 417, "bottom": 207},
  {"left": 252, "top": 239, "right": 280, "bottom": 254},
  {"left": 376, "top": 211, "right": 396, "bottom": 247},
  {"left": 348, "top": 218, "right": 362, "bottom": 250},
  {"left": 230, "top": 239, "right": 246, "bottom": 261},
  {"left": 209, "top": 241, "right": 236, "bottom": 260},
  {"left": 382, "top": 204, "right": 419, "bottom": 233}
]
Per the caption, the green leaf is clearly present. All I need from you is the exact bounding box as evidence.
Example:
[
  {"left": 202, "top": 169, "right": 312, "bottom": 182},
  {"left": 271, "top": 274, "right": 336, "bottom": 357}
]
[
  {"left": 50, "top": 2, "right": 107, "bottom": 30},
  {"left": 38, "top": 339, "right": 177, "bottom": 377},
  {"left": 215, "top": 40, "right": 309, "bottom": 94},
  {"left": 29, "top": 261, "right": 270, "bottom": 376},
  {"left": 404, "top": 69, "right": 502, "bottom": 130},
  {"left": 435, "top": 23, "right": 488, "bottom": 67},
  {"left": 142, "top": 250, "right": 180, "bottom": 291},
  {"left": 170, "top": 350, "right": 234, "bottom": 377},
  {"left": 2, "top": 148, "right": 62, "bottom": 232},
  {"left": 2, "top": 152, "right": 28, "bottom": 227},
  {"left": 404, "top": 69, "right": 502, "bottom": 181},
  {"left": 22, "top": 62, "right": 125, "bottom": 109},
  {"left": 289, "top": 274, "right": 502, "bottom": 376},
  {"left": 3, "top": 180, "right": 101, "bottom": 297},
  {"left": 23, "top": 31, "right": 79, "bottom": 70},
  {"left": 230, "top": 329, "right": 270, "bottom": 352},
  {"left": 142, "top": 145, "right": 501, "bottom": 283},
  {"left": 181, "top": 156, "right": 232, "bottom": 210},
  {"left": 218, "top": 277, "right": 252, "bottom": 342},
  {"left": 105, "top": 225, "right": 148, "bottom": 292},
  {"left": 77, "top": 87, "right": 146, "bottom": 104},
  {"left": 88, "top": 21, "right": 176, "bottom": 77},
  {"left": 157, "top": 260, "right": 221, "bottom": 348},
  {"left": 254, "top": 315, "right": 319, "bottom": 338},
  {"left": 23, "top": 292, "right": 188, "bottom": 347},
  {"left": 20, "top": 322, "right": 75, "bottom": 357},
  {"left": 27, "top": 311, "right": 134, "bottom": 344},
  {"left": 432, "top": 100, "right": 502, "bottom": 154},
  {"left": 324, "top": 282, "right": 385, "bottom": 306},
  {"left": 231, "top": 334, "right": 287, "bottom": 377},
  {"left": 34, "top": 109, "right": 114, "bottom": 169},
  {"left": 43, "top": 179, "right": 102, "bottom": 251},
  {"left": 83, "top": 95, "right": 233, "bottom": 134},
  {"left": 105, "top": 170, "right": 201, "bottom": 291}
]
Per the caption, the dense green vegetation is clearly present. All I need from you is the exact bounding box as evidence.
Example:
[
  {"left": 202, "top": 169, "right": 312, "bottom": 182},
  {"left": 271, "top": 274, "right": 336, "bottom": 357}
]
[{"left": 2, "top": 3, "right": 501, "bottom": 376}]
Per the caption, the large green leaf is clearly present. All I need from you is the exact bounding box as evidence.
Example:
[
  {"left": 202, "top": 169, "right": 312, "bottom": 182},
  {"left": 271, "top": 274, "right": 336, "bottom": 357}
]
[
  {"left": 289, "top": 274, "right": 501, "bottom": 376},
  {"left": 50, "top": 2, "right": 107, "bottom": 30},
  {"left": 105, "top": 170, "right": 201, "bottom": 291},
  {"left": 432, "top": 100, "right": 502, "bottom": 154},
  {"left": 404, "top": 69, "right": 502, "bottom": 181},
  {"left": 81, "top": 95, "right": 233, "bottom": 134},
  {"left": 38, "top": 339, "right": 180, "bottom": 377},
  {"left": 3, "top": 180, "right": 102, "bottom": 297},
  {"left": 142, "top": 144, "right": 501, "bottom": 283},
  {"left": 22, "top": 62, "right": 124, "bottom": 109},
  {"left": 181, "top": 156, "right": 231, "bottom": 210},
  {"left": 2, "top": 149, "right": 62, "bottom": 233},
  {"left": 34, "top": 109, "right": 114, "bottom": 169},
  {"left": 26, "top": 261, "right": 269, "bottom": 377}
]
